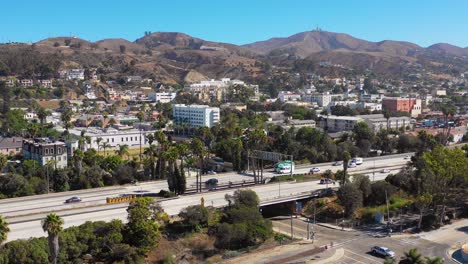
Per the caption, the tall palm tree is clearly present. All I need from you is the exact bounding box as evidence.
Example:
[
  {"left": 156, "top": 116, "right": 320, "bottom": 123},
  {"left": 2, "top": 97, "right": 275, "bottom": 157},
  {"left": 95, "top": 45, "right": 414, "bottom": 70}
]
[
  {"left": 425, "top": 256, "right": 444, "bottom": 264},
  {"left": 401, "top": 248, "right": 424, "bottom": 264},
  {"left": 136, "top": 111, "right": 145, "bottom": 161},
  {"left": 37, "top": 106, "right": 50, "bottom": 124},
  {"left": 342, "top": 151, "right": 351, "bottom": 185},
  {"left": 100, "top": 142, "right": 112, "bottom": 156},
  {"left": 163, "top": 146, "right": 179, "bottom": 193},
  {"left": 191, "top": 138, "right": 206, "bottom": 192},
  {"left": 0, "top": 215, "right": 10, "bottom": 245},
  {"left": 383, "top": 109, "right": 391, "bottom": 132},
  {"left": 115, "top": 144, "right": 130, "bottom": 159},
  {"left": 96, "top": 137, "right": 103, "bottom": 152},
  {"left": 144, "top": 144, "right": 158, "bottom": 179},
  {"left": 42, "top": 213, "right": 64, "bottom": 264}
]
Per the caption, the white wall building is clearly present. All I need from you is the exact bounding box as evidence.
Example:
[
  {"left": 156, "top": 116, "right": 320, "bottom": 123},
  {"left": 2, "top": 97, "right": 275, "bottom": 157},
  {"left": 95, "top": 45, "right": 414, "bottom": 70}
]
[
  {"left": 173, "top": 104, "right": 220, "bottom": 128},
  {"left": 278, "top": 91, "right": 301, "bottom": 102},
  {"left": 148, "top": 92, "right": 177, "bottom": 103},
  {"left": 68, "top": 69, "right": 85, "bottom": 80},
  {"left": 304, "top": 93, "right": 332, "bottom": 107},
  {"left": 68, "top": 127, "right": 156, "bottom": 150}
]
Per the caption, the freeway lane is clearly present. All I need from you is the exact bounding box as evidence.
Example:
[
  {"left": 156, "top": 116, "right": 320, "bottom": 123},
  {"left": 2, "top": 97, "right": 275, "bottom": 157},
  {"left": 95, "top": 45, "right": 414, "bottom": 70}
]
[
  {"left": 0, "top": 154, "right": 411, "bottom": 218},
  {"left": 5, "top": 162, "right": 403, "bottom": 242}
]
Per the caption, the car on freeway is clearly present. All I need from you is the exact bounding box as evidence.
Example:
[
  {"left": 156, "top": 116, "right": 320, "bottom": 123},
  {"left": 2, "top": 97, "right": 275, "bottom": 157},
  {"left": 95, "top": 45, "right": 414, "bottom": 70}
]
[
  {"left": 348, "top": 162, "right": 357, "bottom": 168},
  {"left": 332, "top": 161, "right": 342, "bottom": 166},
  {"left": 380, "top": 169, "right": 391, "bottom": 173},
  {"left": 404, "top": 155, "right": 411, "bottom": 160},
  {"left": 207, "top": 170, "right": 217, "bottom": 175},
  {"left": 310, "top": 167, "right": 320, "bottom": 174},
  {"left": 319, "top": 178, "right": 334, "bottom": 184},
  {"left": 371, "top": 246, "right": 395, "bottom": 258},
  {"left": 65, "top": 196, "right": 82, "bottom": 203},
  {"left": 205, "top": 178, "right": 218, "bottom": 185}
]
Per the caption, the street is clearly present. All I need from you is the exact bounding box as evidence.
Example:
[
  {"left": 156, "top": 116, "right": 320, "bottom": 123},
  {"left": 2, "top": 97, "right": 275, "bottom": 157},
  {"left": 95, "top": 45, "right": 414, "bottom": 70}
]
[{"left": 270, "top": 216, "right": 466, "bottom": 263}]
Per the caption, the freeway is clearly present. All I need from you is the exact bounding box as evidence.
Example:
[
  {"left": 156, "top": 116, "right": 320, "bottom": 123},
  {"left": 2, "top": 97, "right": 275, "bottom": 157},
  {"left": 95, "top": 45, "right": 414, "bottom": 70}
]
[{"left": 1, "top": 153, "right": 411, "bottom": 242}]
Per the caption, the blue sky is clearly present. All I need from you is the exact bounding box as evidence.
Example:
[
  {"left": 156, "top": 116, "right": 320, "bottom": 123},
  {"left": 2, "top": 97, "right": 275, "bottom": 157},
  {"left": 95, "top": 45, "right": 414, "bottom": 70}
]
[{"left": 2, "top": 0, "right": 467, "bottom": 47}]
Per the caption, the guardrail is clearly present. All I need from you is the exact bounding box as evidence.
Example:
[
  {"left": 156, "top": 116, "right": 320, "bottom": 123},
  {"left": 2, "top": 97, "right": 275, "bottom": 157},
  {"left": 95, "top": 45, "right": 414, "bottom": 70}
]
[{"left": 106, "top": 195, "right": 137, "bottom": 204}]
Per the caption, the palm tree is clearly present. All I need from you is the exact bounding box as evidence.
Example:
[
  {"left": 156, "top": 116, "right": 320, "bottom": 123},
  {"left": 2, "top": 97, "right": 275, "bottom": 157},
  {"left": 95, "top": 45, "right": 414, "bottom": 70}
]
[
  {"left": 144, "top": 144, "right": 158, "bottom": 179},
  {"left": 0, "top": 215, "right": 10, "bottom": 245},
  {"left": 191, "top": 138, "right": 206, "bottom": 192},
  {"left": 115, "top": 144, "right": 130, "bottom": 159},
  {"left": 96, "top": 137, "right": 103, "bottom": 152},
  {"left": 342, "top": 151, "right": 351, "bottom": 185},
  {"left": 383, "top": 257, "right": 395, "bottom": 264},
  {"left": 383, "top": 109, "right": 391, "bottom": 132},
  {"left": 100, "top": 142, "right": 112, "bottom": 156},
  {"left": 37, "top": 106, "right": 50, "bottom": 124},
  {"left": 42, "top": 213, "right": 64, "bottom": 264},
  {"left": 163, "top": 146, "right": 179, "bottom": 193},
  {"left": 401, "top": 248, "right": 424, "bottom": 264},
  {"left": 136, "top": 111, "right": 145, "bottom": 161},
  {"left": 425, "top": 256, "right": 444, "bottom": 264}
]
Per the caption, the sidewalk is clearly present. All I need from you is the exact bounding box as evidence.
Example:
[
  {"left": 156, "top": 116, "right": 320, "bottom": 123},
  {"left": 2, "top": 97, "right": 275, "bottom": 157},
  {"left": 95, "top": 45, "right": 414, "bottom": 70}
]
[{"left": 316, "top": 222, "right": 355, "bottom": 232}]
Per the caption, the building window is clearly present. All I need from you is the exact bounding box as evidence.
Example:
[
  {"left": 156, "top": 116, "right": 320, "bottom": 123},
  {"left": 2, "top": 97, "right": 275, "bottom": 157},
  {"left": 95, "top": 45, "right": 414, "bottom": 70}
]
[
  {"left": 58, "top": 148, "right": 61, "bottom": 154},
  {"left": 107, "top": 138, "right": 109, "bottom": 142},
  {"left": 45, "top": 148, "right": 49, "bottom": 155},
  {"left": 112, "top": 138, "right": 114, "bottom": 143},
  {"left": 58, "top": 157, "right": 61, "bottom": 161},
  {"left": 50, "top": 148, "right": 54, "bottom": 154}
]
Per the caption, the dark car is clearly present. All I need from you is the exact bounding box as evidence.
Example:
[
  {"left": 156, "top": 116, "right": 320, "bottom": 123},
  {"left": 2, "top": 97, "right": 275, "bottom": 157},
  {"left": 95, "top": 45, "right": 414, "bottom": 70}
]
[
  {"left": 319, "top": 178, "right": 334, "bottom": 184},
  {"left": 65, "top": 196, "right": 82, "bottom": 203},
  {"left": 205, "top": 178, "right": 219, "bottom": 185}
]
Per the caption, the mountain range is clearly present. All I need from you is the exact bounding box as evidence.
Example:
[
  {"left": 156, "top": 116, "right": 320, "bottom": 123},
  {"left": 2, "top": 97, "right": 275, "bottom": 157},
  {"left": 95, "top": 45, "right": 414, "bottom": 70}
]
[{"left": 1, "top": 30, "right": 467, "bottom": 84}]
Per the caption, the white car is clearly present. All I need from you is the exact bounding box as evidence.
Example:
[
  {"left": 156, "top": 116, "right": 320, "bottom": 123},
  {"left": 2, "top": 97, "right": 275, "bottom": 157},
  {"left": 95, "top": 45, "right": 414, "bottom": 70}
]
[
  {"left": 310, "top": 167, "right": 320, "bottom": 173},
  {"left": 380, "top": 169, "right": 391, "bottom": 173},
  {"left": 207, "top": 170, "right": 217, "bottom": 175},
  {"left": 348, "top": 162, "right": 357, "bottom": 168},
  {"left": 404, "top": 155, "right": 411, "bottom": 160},
  {"left": 371, "top": 246, "right": 395, "bottom": 258}
]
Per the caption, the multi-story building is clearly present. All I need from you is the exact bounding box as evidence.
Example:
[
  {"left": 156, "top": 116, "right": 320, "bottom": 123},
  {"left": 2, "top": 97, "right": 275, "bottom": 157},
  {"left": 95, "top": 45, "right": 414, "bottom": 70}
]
[
  {"left": 304, "top": 93, "right": 332, "bottom": 107},
  {"left": 364, "top": 115, "right": 411, "bottom": 132},
  {"left": 68, "top": 127, "right": 156, "bottom": 150},
  {"left": 39, "top": 79, "right": 53, "bottom": 88},
  {"left": 278, "top": 91, "right": 301, "bottom": 102},
  {"left": 148, "top": 92, "right": 177, "bottom": 103},
  {"left": 20, "top": 79, "right": 33, "bottom": 87},
  {"left": 382, "top": 97, "right": 422, "bottom": 117},
  {"left": 186, "top": 78, "right": 259, "bottom": 103},
  {"left": 321, "top": 115, "right": 362, "bottom": 133},
  {"left": 0, "top": 137, "right": 23, "bottom": 156},
  {"left": 67, "top": 69, "right": 85, "bottom": 80},
  {"left": 22, "top": 138, "right": 68, "bottom": 168},
  {"left": 173, "top": 104, "right": 220, "bottom": 128},
  {"left": 321, "top": 114, "right": 411, "bottom": 133}
]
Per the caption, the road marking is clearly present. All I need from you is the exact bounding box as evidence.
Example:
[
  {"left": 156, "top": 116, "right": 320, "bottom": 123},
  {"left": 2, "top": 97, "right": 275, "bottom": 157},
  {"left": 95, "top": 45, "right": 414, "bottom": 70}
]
[
  {"left": 345, "top": 249, "right": 381, "bottom": 263},
  {"left": 342, "top": 255, "right": 367, "bottom": 264}
]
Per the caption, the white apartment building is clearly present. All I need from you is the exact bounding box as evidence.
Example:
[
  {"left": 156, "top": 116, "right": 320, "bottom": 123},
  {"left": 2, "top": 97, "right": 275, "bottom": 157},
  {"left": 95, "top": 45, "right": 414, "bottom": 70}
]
[
  {"left": 68, "top": 127, "right": 156, "bottom": 150},
  {"left": 322, "top": 114, "right": 411, "bottom": 133},
  {"left": 173, "top": 104, "right": 220, "bottom": 128},
  {"left": 22, "top": 138, "right": 68, "bottom": 169},
  {"left": 148, "top": 92, "right": 177, "bottom": 103},
  {"left": 304, "top": 93, "right": 332, "bottom": 107},
  {"left": 68, "top": 69, "right": 85, "bottom": 80},
  {"left": 364, "top": 115, "right": 411, "bottom": 132},
  {"left": 322, "top": 115, "right": 362, "bottom": 133},
  {"left": 278, "top": 91, "right": 301, "bottom": 102}
]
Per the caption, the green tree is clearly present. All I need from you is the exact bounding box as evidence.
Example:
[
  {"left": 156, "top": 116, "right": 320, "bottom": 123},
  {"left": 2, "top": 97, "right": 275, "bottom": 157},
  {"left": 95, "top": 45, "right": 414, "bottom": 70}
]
[
  {"left": 424, "top": 256, "right": 444, "bottom": 264},
  {"left": 136, "top": 111, "right": 145, "bottom": 161},
  {"left": 37, "top": 107, "right": 50, "bottom": 124},
  {"left": 414, "top": 193, "right": 433, "bottom": 230},
  {"left": 191, "top": 138, "right": 206, "bottom": 192},
  {"left": 124, "top": 198, "right": 159, "bottom": 254},
  {"left": 42, "top": 213, "right": 64, "bottom": 264},
  {"left": 178, "top": 205, "right": 209, "bottom": 230},
  {"left": 337, "top": 183, "right": 363, "bottom": 217},
  {"left": 0, "top": 215, "right": 10, "bottom": 244},
  {"left": 352, "top": 174, "right": 372, "bottom": 203},
  {"left": 115, "top": 144, "right": 129, "bottom": 159},
  {"left": 3, "top": 109, "right": 28, "bottom": 136},
  {"left": 0, "top": 153, "right": 7, "bottom": 173},
  {"left": 100, "top": 142, "right": 112, "bottom": 156},
  {"left": 342, "top": 151, "right": 351, "bottom": 184}
]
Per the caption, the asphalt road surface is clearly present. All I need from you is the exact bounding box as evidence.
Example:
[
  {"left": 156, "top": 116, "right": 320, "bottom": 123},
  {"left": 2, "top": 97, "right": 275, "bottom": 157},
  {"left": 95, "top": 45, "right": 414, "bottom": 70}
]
[{"left": 3, "top": 153, "right": 411, "bottom": 242}]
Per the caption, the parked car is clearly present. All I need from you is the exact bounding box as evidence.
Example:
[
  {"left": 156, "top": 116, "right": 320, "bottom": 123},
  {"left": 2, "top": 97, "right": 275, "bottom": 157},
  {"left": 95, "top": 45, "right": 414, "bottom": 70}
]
[
  {"left": 371, "top": 246, "right": 395, "bottom": 258},
  {"left": 319, "top": 178, "right": 334, "bottom": 184},
  {"left": 348, "top": 162, "right": 357, "bottom": 168},
  {"left": 65, "top": 196, "right": 81, "bottom": 203},
  {"left": 380, "top": 169, "right": 391, "bottom": 173},
  {"left": 332, "top": 161, "right": 342, "bottom": 166},
  {"left": 310, "top": 167, "right": 320, "bottom": 173},
  {"left": 205, "top": 178, "right": 218, "bottom": 185}
]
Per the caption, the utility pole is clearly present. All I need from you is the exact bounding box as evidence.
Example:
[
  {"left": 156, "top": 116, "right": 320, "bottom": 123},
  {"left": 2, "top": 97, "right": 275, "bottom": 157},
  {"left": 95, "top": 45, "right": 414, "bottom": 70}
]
[
  {"left": 385, "top": 190, "right": 390, "bottom": 222},
  {"left": 290, "top": 212, "right": 294, "bottom": 239}
]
